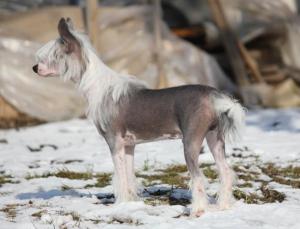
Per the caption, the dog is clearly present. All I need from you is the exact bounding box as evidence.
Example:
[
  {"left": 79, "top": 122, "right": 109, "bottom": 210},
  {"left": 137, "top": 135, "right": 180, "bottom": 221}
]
[{"left": 33, "top": 18, "right": 245, "bottom": 216}]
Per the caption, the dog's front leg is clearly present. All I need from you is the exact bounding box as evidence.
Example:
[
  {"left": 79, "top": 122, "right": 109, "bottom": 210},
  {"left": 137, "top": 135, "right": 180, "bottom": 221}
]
[
  {"left": 125, "top": 145, "right": 139, "bottom": 200},
  {"left": 109, "top": 137, "right": 136, "bottom": 203}
]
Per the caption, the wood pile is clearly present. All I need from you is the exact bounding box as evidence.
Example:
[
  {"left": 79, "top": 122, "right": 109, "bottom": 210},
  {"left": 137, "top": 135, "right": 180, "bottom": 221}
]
[
  {"left": 0, "top": 97, "right": 42, "bottom": 129},
  {"left": 171, "top": 0, "right": 300, "bottom": 107}
]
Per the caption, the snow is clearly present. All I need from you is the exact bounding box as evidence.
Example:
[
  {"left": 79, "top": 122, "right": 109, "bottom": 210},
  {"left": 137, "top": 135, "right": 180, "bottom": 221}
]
[{"left": 0, "top": 108, "right": 299, "bottom": 228}]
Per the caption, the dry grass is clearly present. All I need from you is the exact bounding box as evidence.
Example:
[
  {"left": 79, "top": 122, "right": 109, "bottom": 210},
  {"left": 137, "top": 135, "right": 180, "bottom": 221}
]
[
  {"left": 14, "top": 156, "right": 300, "bottom": 207},
  {"left": 0, "top": 174, "right": 16, "bottom": 187},
  {"left": 139, "top": 161, "right": 291, "bottom": 206},
  {"left": 0, "top": 204, "right": 25, "bottom": 221},
  {"left": 85, "top": 173, "right": 112, "bottom": 188},
  {"left": 55, "top": 169, "right": 93, "bottom": 180},
  {"left": 31, "top": 210, "right": 47, "bottom": 219},
  {"left": 233, "top": 185, "right": 285, "bottom": 204},
  {"left": 26, "top": 169, "right": 93, "bottom": 180},
  {"left": 261, "top": 163, "right": 300, "bottom": 188}
]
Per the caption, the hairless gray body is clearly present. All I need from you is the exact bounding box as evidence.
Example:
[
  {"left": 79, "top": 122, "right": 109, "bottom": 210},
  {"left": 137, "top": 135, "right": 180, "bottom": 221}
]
[
  {"left": 101, "top": 85, "right": 216, "bottom": 144},
  {"left": 33, "top": 18, "right": 245, "bottom": 216}
]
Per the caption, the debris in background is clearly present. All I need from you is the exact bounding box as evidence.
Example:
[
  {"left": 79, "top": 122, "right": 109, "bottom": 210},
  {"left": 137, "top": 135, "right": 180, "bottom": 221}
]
[{"left": 0, "top": 6, "right": 235, "bottom": 123}]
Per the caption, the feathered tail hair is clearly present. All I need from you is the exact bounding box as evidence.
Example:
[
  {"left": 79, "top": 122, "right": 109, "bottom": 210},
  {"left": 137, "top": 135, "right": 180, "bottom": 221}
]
[{"left": 211, "top": 93, "right": 246, "bottom": 143}]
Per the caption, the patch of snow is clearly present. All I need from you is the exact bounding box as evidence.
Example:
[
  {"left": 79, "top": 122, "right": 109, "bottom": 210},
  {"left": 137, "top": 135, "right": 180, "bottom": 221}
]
[{"left": 0, "top": 108, "right": 299, "bottom": 228}]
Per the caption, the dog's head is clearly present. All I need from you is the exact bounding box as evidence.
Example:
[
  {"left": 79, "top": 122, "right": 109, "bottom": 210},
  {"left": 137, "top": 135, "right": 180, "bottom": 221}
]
[{"left": 33, "top": 18, "right": 86, "bottom": 82}]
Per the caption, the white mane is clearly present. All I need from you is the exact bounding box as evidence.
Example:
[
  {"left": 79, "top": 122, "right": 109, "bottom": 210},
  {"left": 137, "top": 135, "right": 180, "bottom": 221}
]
[{"left": 70, "top": 30, "right": 147, "bottom": 131}]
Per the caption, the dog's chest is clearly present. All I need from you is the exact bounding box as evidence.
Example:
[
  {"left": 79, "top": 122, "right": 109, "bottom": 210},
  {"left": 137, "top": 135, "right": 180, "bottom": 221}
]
[{"left": 124, "top": 131, "right": 182, "bottom": 145}]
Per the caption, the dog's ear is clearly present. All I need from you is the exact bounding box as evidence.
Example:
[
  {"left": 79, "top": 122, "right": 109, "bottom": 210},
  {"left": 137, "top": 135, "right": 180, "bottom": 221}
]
[
  {"left": 66, "top": 17, "right": 74, "bottom": 30},
  {"left": 58, "top": 18, "right": 80, "bottom": 54}
]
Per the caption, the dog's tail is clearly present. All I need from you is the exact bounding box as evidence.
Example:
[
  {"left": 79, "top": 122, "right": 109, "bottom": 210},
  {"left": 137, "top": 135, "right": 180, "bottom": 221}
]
[{"left": 211, "top": 92, "right": 246, "bottom": 143}]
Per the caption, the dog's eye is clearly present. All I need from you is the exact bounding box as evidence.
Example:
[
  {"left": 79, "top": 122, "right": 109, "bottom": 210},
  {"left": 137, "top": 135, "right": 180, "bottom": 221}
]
[{"left": 59, "top": 38, "right": 66, "bottom": 45}]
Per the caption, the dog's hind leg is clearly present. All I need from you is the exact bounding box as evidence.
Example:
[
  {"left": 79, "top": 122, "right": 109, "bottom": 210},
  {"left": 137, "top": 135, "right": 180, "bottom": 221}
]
[
  {"left": 183, "top": 133, "right": 208, "bottom": 216},
  {"left": 125, "top": 145, "right": 139, "bottom": 200},
  {"left": 206, "top": 130, "right": 235, "bottom": 210}
]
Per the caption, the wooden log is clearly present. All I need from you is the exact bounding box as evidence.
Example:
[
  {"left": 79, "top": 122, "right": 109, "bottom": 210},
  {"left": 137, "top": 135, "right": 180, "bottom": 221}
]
[
  {"left": 85, "top": 0, "right": 99, "bottom": 50},
  {"left": 171, "top": 26, "right": 205, "bottom": 38},
  {"left": 153, "top": 0, "right": 167, "bottom": 88},
  {"left": 237, "top": 41, "right": 265, "bottom": 83},
  {"left": 263, "top": 72, "right": 287, "bottom": 84},
  {"left": 282, "top": 65, "right": 300, "bottom": 84},
  {"left": 260, "top": 64, "right": 280, "bottom": 74},
  {"left": 207, "top": 0, "right": 249, "bottom": 87}
]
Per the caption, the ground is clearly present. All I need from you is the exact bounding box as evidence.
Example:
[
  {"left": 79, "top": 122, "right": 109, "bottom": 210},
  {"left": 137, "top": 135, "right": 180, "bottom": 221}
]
[{"left": 0, "top": 108, "right": 299, "bottom": 229}]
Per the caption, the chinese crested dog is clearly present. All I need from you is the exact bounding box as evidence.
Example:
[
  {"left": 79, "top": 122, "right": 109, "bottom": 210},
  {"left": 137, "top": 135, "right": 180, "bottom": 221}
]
[{"left": 33, "top": 18, "right": 245, "bottom": 216}]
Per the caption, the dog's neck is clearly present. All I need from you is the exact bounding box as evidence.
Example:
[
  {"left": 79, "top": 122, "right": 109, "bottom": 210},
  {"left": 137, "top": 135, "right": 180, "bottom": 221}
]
[
  {"left": 78, "top": 49, "right": 118, "bottom": 103},
  {"left": 77, "top": 48, "right": 145, "bottom": 130}
]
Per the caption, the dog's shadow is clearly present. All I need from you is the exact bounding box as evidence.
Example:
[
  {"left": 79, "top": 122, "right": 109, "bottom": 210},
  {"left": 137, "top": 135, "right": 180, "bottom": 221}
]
[
  {"left": 142, "top": 186, "right": 191, "bottom": 206},
  {"left": 16, "top": 188, "right": 87, "bottom": 200},
  {"left": 16, "top": 185, "right": 216, "bottom": 206}
]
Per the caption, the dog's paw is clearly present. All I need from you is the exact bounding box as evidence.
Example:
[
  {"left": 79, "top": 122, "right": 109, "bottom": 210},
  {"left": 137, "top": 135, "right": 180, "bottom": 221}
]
[
  {"left": 190, "top": 210, "right": 205, "bottom": 217},
  {"left": 217, "top": 198, "right": 235, "bottom": 210}
]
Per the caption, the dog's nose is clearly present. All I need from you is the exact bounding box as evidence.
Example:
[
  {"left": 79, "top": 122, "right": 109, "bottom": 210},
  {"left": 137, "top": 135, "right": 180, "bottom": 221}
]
[{"left": 32, "top": 64, "right": 38, "bottom": 73}]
